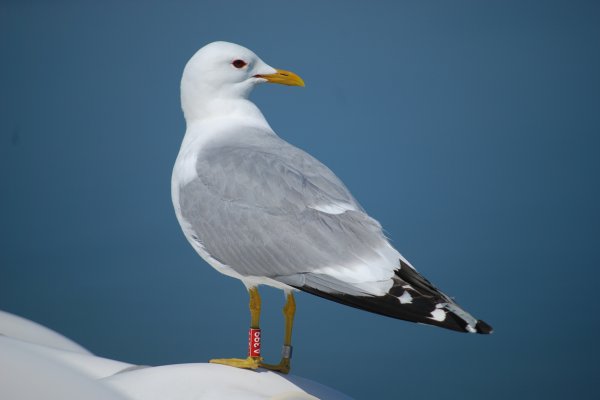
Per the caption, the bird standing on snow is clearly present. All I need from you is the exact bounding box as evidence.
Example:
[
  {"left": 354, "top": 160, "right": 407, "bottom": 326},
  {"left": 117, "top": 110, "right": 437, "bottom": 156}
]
[{"left": 171, "top": 41, "right": 492, "bottom": 374}]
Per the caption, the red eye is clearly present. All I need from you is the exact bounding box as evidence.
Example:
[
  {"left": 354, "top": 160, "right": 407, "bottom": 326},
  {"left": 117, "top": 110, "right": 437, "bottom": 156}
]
[{"left": 232, "top": 59, "right": 247, "bottom": 69}]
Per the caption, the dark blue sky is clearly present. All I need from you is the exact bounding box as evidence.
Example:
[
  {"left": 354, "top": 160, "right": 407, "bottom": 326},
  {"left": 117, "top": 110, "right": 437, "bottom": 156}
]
[{"left": 1, "top": 1, "right": 599, "bottom": 398}]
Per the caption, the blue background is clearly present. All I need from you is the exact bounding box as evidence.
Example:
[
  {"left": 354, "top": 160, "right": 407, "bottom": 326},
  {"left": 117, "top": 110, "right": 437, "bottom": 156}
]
[{"left": 1, "top": 1, "right": 599, "bottom": 398}]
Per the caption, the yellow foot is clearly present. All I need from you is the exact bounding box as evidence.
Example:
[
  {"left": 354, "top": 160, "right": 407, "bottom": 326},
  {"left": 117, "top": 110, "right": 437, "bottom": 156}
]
[
  {"left": 209, "top": 356, "right": 263, "bottom": 370},
  {"left": 260, "top": 358, "right": 291, "bottom": 374}
]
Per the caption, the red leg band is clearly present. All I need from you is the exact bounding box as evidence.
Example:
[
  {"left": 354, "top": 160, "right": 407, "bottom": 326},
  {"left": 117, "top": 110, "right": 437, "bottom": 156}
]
[{"left": 248, "top": 328, "right": 261, "bottom": 357}]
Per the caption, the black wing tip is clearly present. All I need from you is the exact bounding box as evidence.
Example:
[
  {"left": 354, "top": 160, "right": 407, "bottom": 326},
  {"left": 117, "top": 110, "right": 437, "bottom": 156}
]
[
  {"left": 295, "top": 283, "right": 487, "bottom": 334},
  {"left": 475, "top": 319, "right": 493, "bottom": 334}
]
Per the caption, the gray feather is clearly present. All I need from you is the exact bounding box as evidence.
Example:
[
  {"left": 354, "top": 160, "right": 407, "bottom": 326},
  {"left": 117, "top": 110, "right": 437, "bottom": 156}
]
[{"left": 177, "top": 128, "right": 391, "bottom": 282}]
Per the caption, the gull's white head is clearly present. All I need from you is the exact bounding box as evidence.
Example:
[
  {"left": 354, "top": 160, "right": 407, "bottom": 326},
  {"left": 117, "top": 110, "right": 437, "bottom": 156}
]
[{"left": 181, "top": 41, "right": 304, "bottom": 122}]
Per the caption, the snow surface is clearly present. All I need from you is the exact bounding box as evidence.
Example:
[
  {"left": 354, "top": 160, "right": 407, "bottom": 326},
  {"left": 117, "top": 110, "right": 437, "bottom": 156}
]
[
  {"left": 0, "top": 337, "right": 128, "bottom": 400},
  {"left": 1, "top": 335, "right": 133, "bottom": 379},
  {"left": 0, "top": 310, "right": 353, "bottom": 400},
  {"left": 104, "top": 363, "right": 352, "bottom": 400},
  {"left": 0, "top": 309, "right": 91, "bottom": 354}
]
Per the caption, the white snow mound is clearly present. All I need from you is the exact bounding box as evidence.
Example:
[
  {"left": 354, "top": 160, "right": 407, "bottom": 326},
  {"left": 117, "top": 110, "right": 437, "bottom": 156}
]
[{"left": 0, "top": 310, "right": 353, "bottom": 400}]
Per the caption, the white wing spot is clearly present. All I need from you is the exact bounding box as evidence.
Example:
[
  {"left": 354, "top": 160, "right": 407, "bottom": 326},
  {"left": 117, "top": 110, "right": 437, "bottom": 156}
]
[
  {"left": 398, "top": 291, "right": 413, "bottom": 304},
  {"left": 430, "top": 308, "right": 447, "bottom": 322},
  {"left": 308, "top": 202, "right": 356, "bottom": 215}
]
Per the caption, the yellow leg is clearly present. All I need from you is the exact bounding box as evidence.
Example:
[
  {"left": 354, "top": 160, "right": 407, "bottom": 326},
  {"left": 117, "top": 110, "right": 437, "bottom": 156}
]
[
  {"left": 260, "top": 291, "right": 296, "bottom": 374},
  {"left": 249, "top": 286, "right": 261, "bottom": 329},
  {"left": 210, "top": 287, "right": 263, "bottom": 369}
]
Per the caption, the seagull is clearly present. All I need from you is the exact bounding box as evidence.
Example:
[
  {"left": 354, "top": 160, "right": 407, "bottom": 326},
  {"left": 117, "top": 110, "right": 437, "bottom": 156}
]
[{"left": 171, "top": 41, "right": 492, "bottom": 374}]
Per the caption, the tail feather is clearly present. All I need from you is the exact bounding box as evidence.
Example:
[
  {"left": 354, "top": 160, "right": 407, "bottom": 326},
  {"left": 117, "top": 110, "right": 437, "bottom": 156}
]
[{"left": 295, "top": 260, "right": 492, "bottom": 334}]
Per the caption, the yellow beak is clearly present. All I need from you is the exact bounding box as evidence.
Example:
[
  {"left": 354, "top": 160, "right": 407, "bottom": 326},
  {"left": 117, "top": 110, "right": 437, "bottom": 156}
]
[{"left": 255, "top": 69, "right": 305, "bottom": 87}]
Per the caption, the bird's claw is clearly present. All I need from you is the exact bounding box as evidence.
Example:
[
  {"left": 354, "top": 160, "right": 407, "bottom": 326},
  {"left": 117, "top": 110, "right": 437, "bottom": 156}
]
[
  {"left": 209, "top": 356, "right": 291, "bottom": 374},
  {"left": 259, "top": 358, "right": 291, "bottom": 374},
  {"left": 209, "top": 356, "right": 263, "bottom": 370}
]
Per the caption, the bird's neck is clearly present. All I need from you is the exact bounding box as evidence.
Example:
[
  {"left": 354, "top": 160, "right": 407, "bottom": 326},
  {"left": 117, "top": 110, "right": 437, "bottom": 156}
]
[
  {"left": 180, "top": 97, "right": 274, "bottom": 151},
  {"left": 183, "top": 96, "right": 269, "bottom": 128}
]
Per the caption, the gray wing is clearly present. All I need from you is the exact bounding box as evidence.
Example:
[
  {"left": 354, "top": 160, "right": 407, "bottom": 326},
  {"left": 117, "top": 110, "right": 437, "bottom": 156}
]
[
  {"left": 177, "top": 131, "right": 493, "bottom": 333},
  {"left": 178, "top": 132, "right": 394, "bottom": 285}
]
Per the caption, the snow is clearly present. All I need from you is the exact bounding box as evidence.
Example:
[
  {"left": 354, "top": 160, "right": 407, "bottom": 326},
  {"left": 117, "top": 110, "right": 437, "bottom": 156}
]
[
  {"left": 0, "top": 309, "right": 91, "bottom": 354},
  {"left": 104, "top": 363, "right": 352, "bottom": 400},
  {"left": 2, "top": 336, "right": 134, "bottom": 379},
  {"left": 0, "top": 337, "right": 128, "bottom": 400},
  {"left": 0, "top": 310, "right": 353, "bottom": 400}
]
